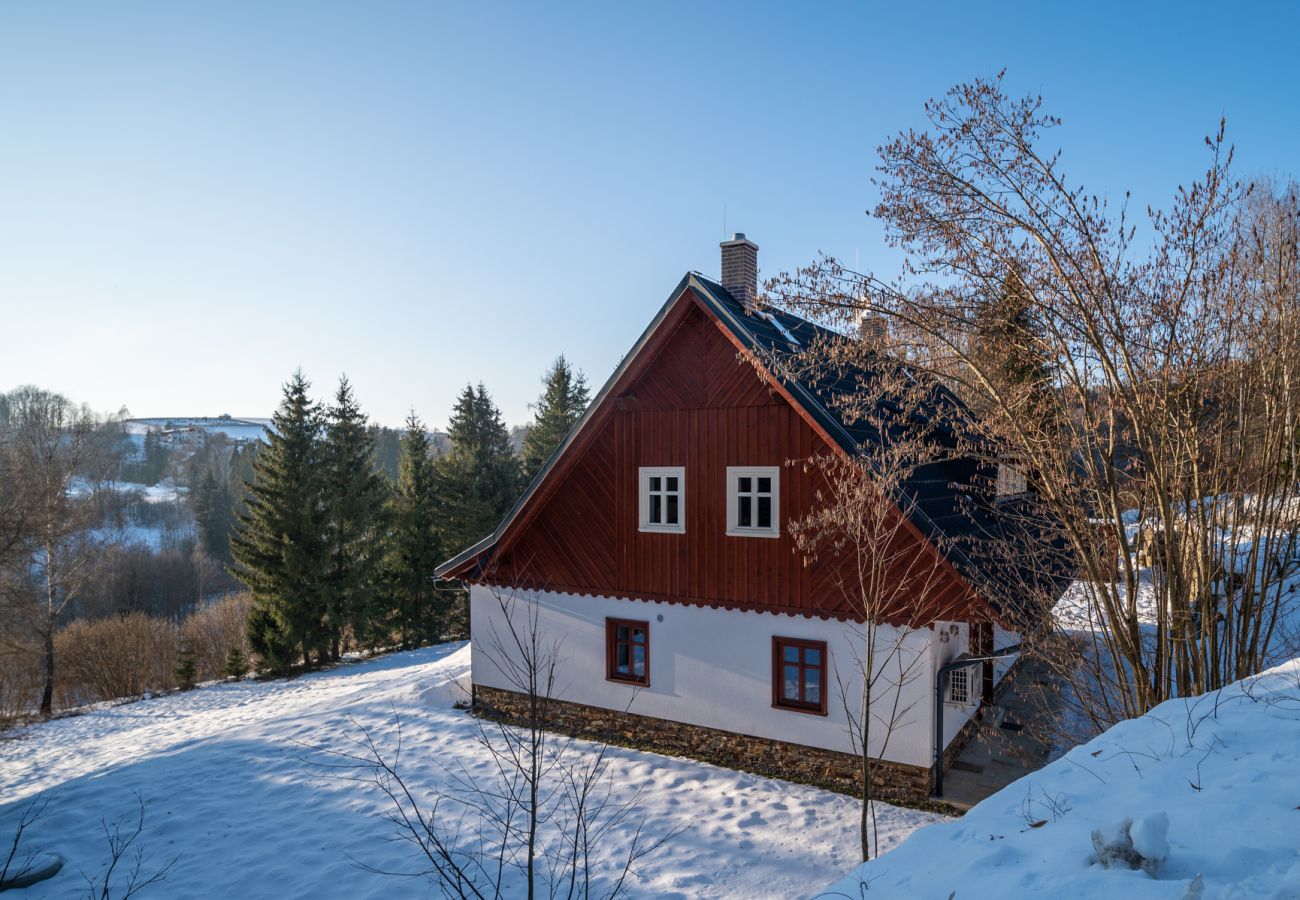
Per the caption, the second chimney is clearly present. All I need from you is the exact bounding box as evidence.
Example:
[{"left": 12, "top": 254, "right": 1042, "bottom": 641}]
[{"left": 720, "top": 233, "right": 759, "bottom": 312}]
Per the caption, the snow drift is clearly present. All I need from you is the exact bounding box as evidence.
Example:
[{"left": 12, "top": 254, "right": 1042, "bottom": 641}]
[{"left": 820, "top": 658, "right": 1300, "bottom": 898}]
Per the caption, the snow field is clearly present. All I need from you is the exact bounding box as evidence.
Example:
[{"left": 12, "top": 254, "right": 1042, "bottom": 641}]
[{"left": 0, "top": 643, "right": 942, "bottom": 899}]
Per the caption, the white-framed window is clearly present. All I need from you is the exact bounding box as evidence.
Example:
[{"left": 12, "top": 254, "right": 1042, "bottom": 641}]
[
  {"left": 995, "top": 459, "right": 1029, "bottom": 500},
  {"left": 639, "top": 467, "right": 685, "bottom": 533},
  {"left": 945, "top": 665, "right": 974, "bottom": 705},
  {"left": 726, "top": 466, "right": 780, "bottom": 538}
]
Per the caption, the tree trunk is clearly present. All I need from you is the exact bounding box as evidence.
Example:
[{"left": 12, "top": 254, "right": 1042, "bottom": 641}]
[
  {"left": 40, "top": 542, "right": 57, "bottom": 718},
  {"left": 40, "top": 627, "right": 54, "bottom": 718}
]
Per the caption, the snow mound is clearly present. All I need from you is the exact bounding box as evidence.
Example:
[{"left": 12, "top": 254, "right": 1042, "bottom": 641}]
[
  {"left": 412, "top": 641, "right": 471, "bottom": 707},
  {"left": 820, "top": 658, "right": 1300, "bottom": 899},
  {"left": 1091, "top": 813, "right": 1168, "bottom": 876}
]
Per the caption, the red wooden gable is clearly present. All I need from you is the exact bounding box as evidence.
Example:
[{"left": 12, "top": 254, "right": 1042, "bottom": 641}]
[{"left": 445, "top": 285, "right": 989, "bottom": 624}]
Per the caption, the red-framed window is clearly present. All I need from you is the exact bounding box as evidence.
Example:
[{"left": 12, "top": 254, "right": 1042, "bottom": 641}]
[
  {"left": 772, "top": 636, "right": 827, "bottom": 714},
  {"left": 606, "top": 618, "right": 649, "bottom": 686}
]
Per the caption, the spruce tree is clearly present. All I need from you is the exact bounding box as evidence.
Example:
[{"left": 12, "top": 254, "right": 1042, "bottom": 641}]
[
  {"left": 142, "top": 429, "right": 167, "bottom": 484},
  {"left": 433, "top": 384, "right": 520, "bottom": 556},
  {"left": 223, "top": 645, "right": 249, "bottom": 680},
  {"left": 969, "top": 268, "right": 1055, "bottom": 424},
  {"left": 320, "top": 376, "right": 389, "bottom": 658},
  {"left": 194, "top": 469, "right": 234, "bottom": 561},
  {"left": 175, "top": 640, "right": 198, "bottom": 690},
  {"left": 230, "top": 370, "right": 328, "bottom": 671},
  {"left": 519, "top": 355, "right": 590, "bottom": 486},
  {"left": 383, "top": 412, "right": 446, "bottom": 649}
]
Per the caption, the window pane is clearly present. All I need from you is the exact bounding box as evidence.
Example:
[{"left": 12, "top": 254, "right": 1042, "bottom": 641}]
[
  {"left": 632, "top": 628, "right": 645, "bottom": 644},
  {"left": 803, "top": 669, "right": 820, "bottom": 704},
  {"left": 617, "top": 624, "right": 628, "bottom": 641},
  {"left": 805, "top": 647, "right": 820, "bottom": 667},
  {"left": 738, "top": 496, "right": 752, "bottom": 527},
  {"left": 783, "top": 645, "right": 799, "bottom": 663},
  {"left": 757, "top": 476, "right": 772, "bottom": 493},
  {"left": 650, "top": 495, "right": 661, "bottom": 524},
  {"left": 738, "top": 476, "right": 752, "bottom": 493},
  {"left": 666, "top": 494, "right": 678, "bottom": 524},
  {"left": 632, "top": 645, "right": 645, "bottom": 676},
  {"left": 666, "top": 476, "right": 678, "bottom": 492},
  {"left": 783, "top": 664, "right": 799, "bottom": 700},
  {"left": 757, "top": 496, "right": 772, "bottom": 528},
  {"left": 616, "top": 644, "right": 630, "bottom": 674},
  {"left": 649, "top": 476, "right": 661, "bottom": 492}
]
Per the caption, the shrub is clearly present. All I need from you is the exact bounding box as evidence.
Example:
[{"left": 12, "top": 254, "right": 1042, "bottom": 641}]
[
  {"left": 180, "top": 592, "right": 253, "bottom": 681},
  {"left": 55, "top": 613, "right": 178, "bottom": 705},
  {"left": 0, "top": 645, "right": 42, "bottom": 725}
]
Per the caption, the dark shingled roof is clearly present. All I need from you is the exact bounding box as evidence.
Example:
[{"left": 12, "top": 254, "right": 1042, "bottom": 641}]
[
  {"left": 687, "top": 274, "right": 1071, "bottom": 622},
  {"left": 438, "top": 272, "right": 1073, "bottom": 622}
]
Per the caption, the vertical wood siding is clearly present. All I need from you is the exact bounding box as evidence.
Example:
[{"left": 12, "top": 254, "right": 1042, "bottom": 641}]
[{"left": 487, "top": 301, "right": 975, "bottom": 622}]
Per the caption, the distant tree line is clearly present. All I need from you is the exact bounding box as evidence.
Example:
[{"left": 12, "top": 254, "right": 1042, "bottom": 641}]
[
  {"left": 230, "top": 357, "right": 588, "bottom": 673},
  {"left": 0, "top": 355, "right": 590, "bottom": 715}
]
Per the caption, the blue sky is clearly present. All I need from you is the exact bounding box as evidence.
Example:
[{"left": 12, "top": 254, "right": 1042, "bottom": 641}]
[{"left": 1, "top": 2, "right": 1296, "bottom": 428}]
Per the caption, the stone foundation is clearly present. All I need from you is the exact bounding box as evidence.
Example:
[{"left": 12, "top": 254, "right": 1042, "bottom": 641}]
[{"left": 473, "top": 683, "right": 944, "bottom": 804}]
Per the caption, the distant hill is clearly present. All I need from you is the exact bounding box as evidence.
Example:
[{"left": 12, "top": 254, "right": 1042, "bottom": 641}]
[{"left": 124, "top": 416, "right": 273, "bottom": 446}]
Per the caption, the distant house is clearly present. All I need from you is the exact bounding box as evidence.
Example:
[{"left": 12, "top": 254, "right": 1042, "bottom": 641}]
[{"left": 437, "top": 236, "right": 1057, "bottom": 799}]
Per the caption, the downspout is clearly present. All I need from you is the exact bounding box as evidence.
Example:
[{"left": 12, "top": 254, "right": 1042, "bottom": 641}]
[{"left": 932, "top": 644, "right": 1021, "bottom": 798}]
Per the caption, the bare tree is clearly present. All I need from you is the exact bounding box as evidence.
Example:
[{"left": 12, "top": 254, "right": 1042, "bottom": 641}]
[
  {"left": 0, "top": 386, "right": 102, "bottom": 717},
  {"left": 0, "top": 794, "right": 54, "bottom": 890},
  {"left": 775, "top": 355, "right": 968, "bottom": 859},
  {"left": 313, "top": 586, "right": 683, "bottom": 898},
  {"left": 768, "top": 74, "right": 1300, "bottom": 735},
  {"left": 82, "top": 794, "right": 178, "bottom": 900}
]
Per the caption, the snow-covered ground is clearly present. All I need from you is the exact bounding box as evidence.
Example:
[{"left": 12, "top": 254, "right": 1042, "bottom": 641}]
[
  {"left": 69, "top": 478, "right": 189, "bottom": 550},
  {"left": 123, "top": 417, "right": 271, "bottom": 444},
  {"left": 0, "top": 643, "right": 942, "bottom": 899},
  {"left": 86, "top": 520, "right": 194, "bottom": 551},
  {"left": 820, "top": 657, "right": 1300, "bottom": 899},
  {"left": 68, "top": 478, "right": 184, "bottom": 505}
]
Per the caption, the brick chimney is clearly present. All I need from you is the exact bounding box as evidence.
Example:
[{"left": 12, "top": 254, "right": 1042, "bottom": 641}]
[
  {"left": 720, "top": 233, "right": 759, "bottom": 312},
  {"left": 857, "top": 312, "right": 887, "bottom": 346}
]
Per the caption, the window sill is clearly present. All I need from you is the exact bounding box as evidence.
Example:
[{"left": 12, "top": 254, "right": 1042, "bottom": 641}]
[
  {"left": 726, "top": 528, "right": 780, "bottom": 539},
  {"left": 607, "top": 675, "right": 649, "bottom": 688},
  {"left": 772, "top": 701, "right": 828, "bottom": 717},
  {"left": 994, "top": 492, "right": 1033, "bottom": 505},
  {"left": 639, "top": 524, "right": 685, "bottom": 534}
]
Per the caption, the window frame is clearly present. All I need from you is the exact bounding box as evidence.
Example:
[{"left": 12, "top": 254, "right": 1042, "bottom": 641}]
[
  {"left": 945, "top": 664, "right": 975, "bottom": 706},
  {"left": 605, "top": 617, "right": 650, "bottom": 686},
  {"left": 726, "top": 466, "right": 780, "bottom": 538},
  {"left": 771, "top": 636, "right": 828, "bottom": 715},
  {"left": 638, "top": 466, "right": 686, "bottom": 534},
  {"left": 995, "top": 459, "right": 1030, "bottom": 502}
]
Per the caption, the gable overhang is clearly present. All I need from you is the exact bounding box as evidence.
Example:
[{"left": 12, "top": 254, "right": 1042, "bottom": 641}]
[
  {"left": 435, "top": 273, "right": 1003, "bottom": 626},
  {"left": 435, "top": 273, "right": 703, "bottom": 582}
]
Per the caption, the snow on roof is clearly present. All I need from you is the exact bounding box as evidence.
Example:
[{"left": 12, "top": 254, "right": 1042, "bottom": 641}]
[{"left": 759, "top": 309, "right": 801, "bottom": 347}]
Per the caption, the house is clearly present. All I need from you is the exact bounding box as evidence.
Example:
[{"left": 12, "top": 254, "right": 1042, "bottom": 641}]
[{"left": 436, "top": 235, "right": 1059, "bottom": 800}]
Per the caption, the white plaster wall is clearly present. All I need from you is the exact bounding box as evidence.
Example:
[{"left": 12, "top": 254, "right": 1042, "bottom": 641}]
[
  {"left": 928, "top": 620, "right": 1023, "bottom": 752},
  {"left": 931, "top": 620, "right": 976, "bottom": 756},
  {"left": 470, "top": 585, "right": 958, "bottom": 769}
]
